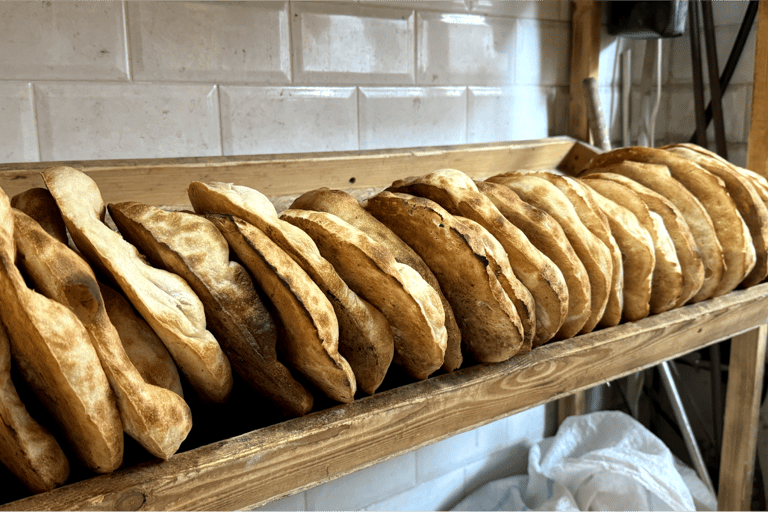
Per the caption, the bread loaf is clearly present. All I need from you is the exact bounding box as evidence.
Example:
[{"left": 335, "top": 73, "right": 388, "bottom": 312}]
[{"left": 42, "top": 166, "right": 232, "bottom": 404}]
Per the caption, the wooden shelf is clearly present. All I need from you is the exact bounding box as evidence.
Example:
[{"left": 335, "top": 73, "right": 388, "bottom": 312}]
[{"left": 0, "top": 137, "right": 764, "bottom": 510}]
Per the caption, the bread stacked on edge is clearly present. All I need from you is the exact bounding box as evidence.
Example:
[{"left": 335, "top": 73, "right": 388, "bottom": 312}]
[{"left": 0, "top": 143, "right": 765, "bottom": 496}]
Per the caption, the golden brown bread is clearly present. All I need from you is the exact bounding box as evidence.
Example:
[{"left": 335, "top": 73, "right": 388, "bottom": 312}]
[
  {"left": 493, "top": 171, "right": 623, "bottom": 329},
  {"left": 579, "top": 185, "right": 655, "bottom": 322},
  {"left": 0, "top": 320, "right": 70, "bottom": 493},
  {"left": 13, "top": 208, "right": 193, "bottom": 460},
  {"left": 42, "top": 166, "right": 233, "bottom": 404},
  {"left": 187, "top": 182, "right": 393, "bottom": 395},
  {"left": 664, "top": 143, "right": 768, "bottom": 288},
  {"left": 208, "top": 213, "right": 357, "bottom": 403},
  {"left": 10, "top": 188, "right": 69, "bottom": 246},
  {"left": 0, "top": 188, "right": 123, "bottom": 474},
  {"left": 364, "top": 191, "right": 527, "bottom": 363},
  {"left": 280, "top": 208, "right": 448, "bottom": 379},
  {"left": 581, "top": 177, "right": 684, "bottom": 315},
  {"left": 580, "top": 160, "right": 721, "bottom": 302},
  {"left": 108, "top": 201, "right": 314, "bottom": 415},
  {"left": 582, "top": 173, "right": 703, "bottom": 310},
  {"left": 289, "top": 187, "right": 462, "bottom": 372},
  {"left": 475, "top": 180, "right": 591, "bottom": 339},
  {"left": 386, "top": 169, "right": 567, "bottom": 347},
  {"left": 98, "top": 282, "right": 184, "bottom": 397},
  {"left": 485, "top": 173, "right": 611, "bottom": 334},
  {"left": 584, "top": 147, "right": 754, "bottom": 298}
]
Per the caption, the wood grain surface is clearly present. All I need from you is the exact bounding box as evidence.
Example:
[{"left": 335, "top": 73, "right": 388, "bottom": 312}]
[{"left": 5, "top": 283, "right": 768, "bottom": 511}]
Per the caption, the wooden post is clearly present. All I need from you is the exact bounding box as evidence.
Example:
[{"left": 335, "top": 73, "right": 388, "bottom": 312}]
[
  {"left": 747, "top": 0, "right": 768, "bottom": 177},
  {"left": 718, "top": 325, "right": 767, "bottom": 511},
  {"left": 568, "top": 0, "right": 602, "bottom": 144}
]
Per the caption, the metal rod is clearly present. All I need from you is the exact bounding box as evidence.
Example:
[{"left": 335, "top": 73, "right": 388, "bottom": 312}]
[
  {"left": 701, "top": 0, "right": 728, "bottom": 158},
  {"left": 689, "top": 0, "right": 708, "bottom": 147},
  {"left": 659, "top": 361, "right": 716, "bottom": 496}
]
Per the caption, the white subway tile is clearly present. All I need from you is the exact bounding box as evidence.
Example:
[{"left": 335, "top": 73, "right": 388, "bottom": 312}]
[
  {"left": 364, "top": 467, "right": 466, "bottom": 511},
  {"left": 515, "top": 19, "right": 570, "bottom": 86},
  {"left": 128, "top": 2, "right": 290, "bottom": 84},
  {"left": 476, "top": 406, "right": 546, "bottom": 457},
  {"left": 35, "top": 83, "right": 221, "bottom": 161},
  {"left": 219, "top": 86, "right": 357, "bottom": 155},
  {"left": 486, "top": 86, "right": 564, "bottom": 141},
  {"left": 470, "top": 0, "right": 570, "bottom": 22},
  {"left": 467, "top": 87, "right": 516, "bottom": 143},
  {"left": 629, "top": 88, "right": 670, "bottom": 148},
  {"left": 727, "top": 142, "right": 748, "bottom": 168},
  {"left": 416, "top": 429, "right": 478, "bottom": 482},
  {"left": 305, "top": 452, "right": 417, "bottom": 511},
  {"left": 713, "top": 23, "right": 756, "bottom": 86},
  {"left": 250, "top": 491, "right": 306, "bottom": 511},
  {"left": 359, "top": 87, "right": 467, "bottom": 150},
  {"left": 417, "top": 12, "right": 516, "bottom": 86},
  {"left": 293, "top": 3, "right": 415, "bottom": 85},
  {"left": 0, "top": 2, "right": 127, "bottom": 81},
  {"left": 0, "top": 83, "right": 39, "bottom": 164}
]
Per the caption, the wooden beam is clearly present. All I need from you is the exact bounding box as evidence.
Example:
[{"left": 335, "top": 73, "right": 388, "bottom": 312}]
[
  {"left": 568, "top": 0, "right": 602, "bottom": 144},
  {"left": 747, "top": 0, "right": 768, "bottom": 177},
  {"left": 718, "top": 325, "right": 767, "bottom": 511}
]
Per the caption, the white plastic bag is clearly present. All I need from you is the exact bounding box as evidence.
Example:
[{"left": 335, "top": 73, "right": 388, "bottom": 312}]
[{"left": 453, "top": 410, "right": 716, "bottom": 511}]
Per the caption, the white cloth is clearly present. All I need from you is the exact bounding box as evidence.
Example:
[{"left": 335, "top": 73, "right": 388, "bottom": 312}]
[{"left": 453, "top": 411, "right": 716, "bottom": 511}]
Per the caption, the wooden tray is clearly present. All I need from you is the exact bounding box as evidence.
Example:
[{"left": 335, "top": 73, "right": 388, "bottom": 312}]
[{"left": 0, "top": 137, "right": 762, "bottom": 510}]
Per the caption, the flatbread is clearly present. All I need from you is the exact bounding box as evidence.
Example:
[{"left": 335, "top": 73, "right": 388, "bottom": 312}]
[
  {"left": 208, "top": 213, "right": 356, "bottom": 403},
  {"left": 187, "top": 182, "right": 394, "bottom": 395},
  {"left": 13, "top": 208, "right": 193, "bottom": 460},
  {"left": 475, "top": 180, "right": 591, "bottom": 339},
  {"left": 289, "top": 187, "right": 462, "bottom": 372},
  {"left": 0, "top": 188, "right": 122, "bottom": 474},
  {"left": 364, "top": 191, "right": 527, "bottom": 363},
  {"left": 280, "top": 209, "right": 447, "bottom": 379},
  {"left": 497, "top": 171, "right": 623, "bottom": 329},
  {"left": 98, "top": 282, "right": 184, "bottom": 397},
  {"left": 581, "top": 177, "right": 684, "bottom": 315},
  {"left": 485, "top": 173, "right": 611, "bottom": 334},
  {"left": 579, "top": 185, "right": 655, "bottom": 321},
  {"left": 584, "top": 147, "right": 754, "bottom": 297},
  {"left": 386, "top": 169, "right": 567, "bottom": 347},
  {"left": 582, "top": 173, "right": 703, "bottom": 309},
  {"left": 0, "top": 320, "right": 70, "bottom": 493},
  {"left": 581, "top": 160, "right": 721, "bottom": 302},
  {"left": 42, "top": 166, "right": 233, "bottom": 404},
  {"left": 664, "top": 143, "right": 768, "bottom": 288},
  {"left": 10, "top": 188, "right": 68, "bottom": 245},
  {"left": 108, "top": 202, "right": 314, "bottom": 415}
]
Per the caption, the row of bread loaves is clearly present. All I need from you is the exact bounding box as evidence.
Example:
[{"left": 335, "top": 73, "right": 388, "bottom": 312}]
[{"left": 0, "top": 142, "right": 764, "bottom": 495}]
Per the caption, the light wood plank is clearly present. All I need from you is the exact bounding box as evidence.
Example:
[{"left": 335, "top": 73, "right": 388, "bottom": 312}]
[
  {"left": 0, "top": 138, "right": 586, "bottom": 206},
  {"left": 5, "top": 283, "right": 768, "bottom": 511},
  {"left": 718, "top": 325, "right": 767, "bottom": 511},
  {"left": 747, "top": 0, "right": 768, "bottom": 177}
]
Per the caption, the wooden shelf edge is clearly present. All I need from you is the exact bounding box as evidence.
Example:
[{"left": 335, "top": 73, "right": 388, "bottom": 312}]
[{"left": 6, "top": 283, "right": 768, "bottom": 511}]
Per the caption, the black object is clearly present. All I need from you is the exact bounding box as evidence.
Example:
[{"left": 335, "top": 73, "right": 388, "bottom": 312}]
[{"left": 607, "top": 1, "right": 688, "bottom": 39}]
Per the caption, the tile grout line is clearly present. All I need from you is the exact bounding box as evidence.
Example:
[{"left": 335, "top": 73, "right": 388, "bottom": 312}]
[{"left": 28, "top": 82, "right": 42, "bottom": 163}]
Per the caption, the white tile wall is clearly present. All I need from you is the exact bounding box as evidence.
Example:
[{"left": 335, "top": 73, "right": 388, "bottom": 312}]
[
  {"left": 128, "top": 2, "right": 291, "bottom": 84},
  {"left": 359, "top": 87, "right": 467, "bottom": 149},
  {"left": 417, "top": 12, "right": 516, "bottom": 86},
  {"left": 292, "top": 3, "right": 415, "bottom": 85},
  {"left": 35, "top": 82, "right": 221, "bottom": 161},
  {"left": 219, "top": 86, "right": 357, "bottom": 155},
  {"left": 515, "top": 19, "right": 570, "bottom": 87},
  {"left": 0, "top": 2, "right": 128, "bottom": 82},
  {"left": 0, "top": 83, "right": 39, "bottom": 163}
]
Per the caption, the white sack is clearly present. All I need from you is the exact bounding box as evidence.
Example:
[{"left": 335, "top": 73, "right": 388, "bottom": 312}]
[{"left": 453, "top": 410, "right": 716, "bottom": 511}]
